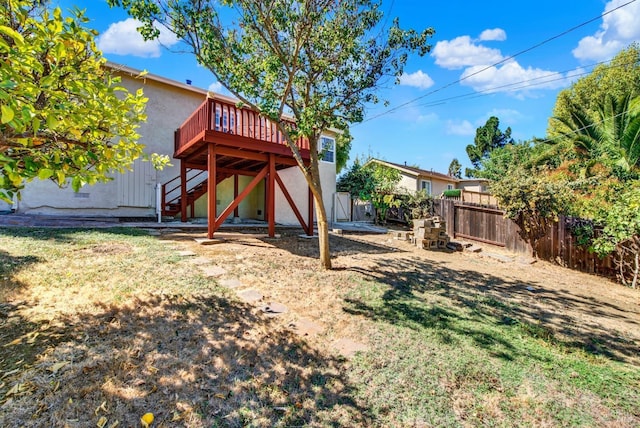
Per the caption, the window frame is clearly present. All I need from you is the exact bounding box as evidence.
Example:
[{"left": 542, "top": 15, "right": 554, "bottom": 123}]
[
  {"left": 319, "top": 136, "right": 335, "bottom": 163},
  {"left": 420, "top": 179, "right": 432, "bottom": 195}
]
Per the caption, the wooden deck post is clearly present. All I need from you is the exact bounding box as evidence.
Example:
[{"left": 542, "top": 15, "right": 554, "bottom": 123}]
[
  {"left": 180, "top": 160, "right": 187, "bottom": 222},
  {"left": 267, "top": 154, "right": 276, "bottom": 237},
  {"left": 233, "top": 174, "right": 239, "bottom": 218},
  {"left": 207, "top": 144, "right": 217, "bottom": 239}
]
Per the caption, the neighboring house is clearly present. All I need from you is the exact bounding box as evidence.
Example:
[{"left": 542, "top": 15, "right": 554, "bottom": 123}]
[
  {"left": 7, "top": 63, "right": 337, "bottom": 237},
  {"left": 364, "top": 159, "right": 495, "bottom": 205},
  {"left": 365, "top": 159, "right": 459, "bottom": 196}
]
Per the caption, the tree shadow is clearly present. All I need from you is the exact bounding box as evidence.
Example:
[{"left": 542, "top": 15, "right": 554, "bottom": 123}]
[
  {"left": 342, "top": 255, "right": 640, "bottom": 365},
  {"left": 255, "top": 231, "right": 407, "bottom": 259},
  {"left": 0, "top": 294, "right": 371, "bottom": 427}
]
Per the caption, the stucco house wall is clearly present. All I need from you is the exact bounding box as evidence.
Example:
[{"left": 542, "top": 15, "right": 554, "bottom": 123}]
[
  {"left": 14, "top": 65, "right": 207, "bottom": 217},
  {"left": 9, "top": 64, "right": 337, "bottom": 223}
]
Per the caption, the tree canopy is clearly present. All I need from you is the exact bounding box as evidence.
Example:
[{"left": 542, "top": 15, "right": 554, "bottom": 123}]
[
  {"left": 465, "top": 116, "right": 513, "bottom": 177},
  {"left": 0, "top": 0, "right": 152, "bottom": 202},
  {"left": 109, "top": 0, "right": 433, "bottom": 269},
  {"left": 447, "top": 158, "right": 462, "bottom": 178}
]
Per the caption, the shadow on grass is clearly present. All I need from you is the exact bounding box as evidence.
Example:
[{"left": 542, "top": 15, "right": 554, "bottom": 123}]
[
  {"left": 255, "top": 231, "right": 406, "bottom": 259},
  {"left": 0, "top": 294, "right": 370, "bottom": 427},
  {"left": 343, "top": 255, "right": 640, "bottom": 365}
]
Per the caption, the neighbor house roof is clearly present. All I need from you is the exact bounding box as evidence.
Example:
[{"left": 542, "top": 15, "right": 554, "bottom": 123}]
[{"left": 367, "top": 159, "right": 458, "bottom": 182}]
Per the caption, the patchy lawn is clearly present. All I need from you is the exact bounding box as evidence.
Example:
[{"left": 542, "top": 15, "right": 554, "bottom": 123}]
[{"left": 0, "top": 227, "right": 639, "bottom": 427}]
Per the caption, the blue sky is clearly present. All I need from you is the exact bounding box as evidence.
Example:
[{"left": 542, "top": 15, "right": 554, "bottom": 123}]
[{"left": 56, "top": 0, "right": 640, "bottom": 174}]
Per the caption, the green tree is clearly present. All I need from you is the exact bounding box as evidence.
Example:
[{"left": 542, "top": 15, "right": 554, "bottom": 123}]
[
  {"left": 0, "top": 0, "right": 154, "bottom": 202},
  {"left": 491, "top": 167, "right": 574, "bottom": 258},
  {"left": 447, "top": 158, "right": 462, "bottom": 178},
  {"left": 591, "top": 184, "right": 640, "bottom": 288},
  {"left": 477, "top": 141, "right": 534, "bottom": 181},
  {"left": 337, "top": 159, "right": 401, "bottom": 224},
  {"left": 465, "top": 116, "right": 513, "bottom": 177},
  {"left": 548, "top": 43, "right": 640, "bottom": 140},
  {"left": 551, "top": 94, "right": 640, "bottom": 177},
  {"left": 109, "top": 0, "right": 433, "bottom": 269}
]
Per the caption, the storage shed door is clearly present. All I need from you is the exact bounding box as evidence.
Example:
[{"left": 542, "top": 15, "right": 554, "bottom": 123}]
[{"left": 116, "top": 159, "right": 156, "bottom": 207}]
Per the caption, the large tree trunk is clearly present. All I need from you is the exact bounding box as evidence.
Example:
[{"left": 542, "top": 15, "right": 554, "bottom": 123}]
[
  {"left": 314, "top": 192, "right": 331, "bottom": 269},
  {"left": 308, "top": 164, "right": 331, "bottom": 269}
]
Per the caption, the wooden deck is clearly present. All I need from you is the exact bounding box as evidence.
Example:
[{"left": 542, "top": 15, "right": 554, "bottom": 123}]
[
  {"left": 174, "top": 97, "right": 310, "bottom": 172},
  {"left": 170, "top": 96, "right": 314, "bottom": 239}
]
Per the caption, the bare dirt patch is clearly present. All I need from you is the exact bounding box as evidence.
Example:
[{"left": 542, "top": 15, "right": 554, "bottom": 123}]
[{"left": 1, "top": 227, "right": 639, "bottom": 427}]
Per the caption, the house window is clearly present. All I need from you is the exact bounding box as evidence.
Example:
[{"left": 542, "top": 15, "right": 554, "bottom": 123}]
[
  {"left": 320, "top": 136, "right": 335, "bottom": 163},
  {"left": 420, "top": 180, "right": 432, "bottom": 195},
  {"left": 447, "top": 184, "right": 454, "bottom": 190}
]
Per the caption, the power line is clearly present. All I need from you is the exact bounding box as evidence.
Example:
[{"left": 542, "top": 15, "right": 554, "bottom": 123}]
[
  {"left": 360, "top": 0, "right": 638, "bottom": 124},
  {"left": 413, "top": 58, "right": 635, "bottom": 109}
]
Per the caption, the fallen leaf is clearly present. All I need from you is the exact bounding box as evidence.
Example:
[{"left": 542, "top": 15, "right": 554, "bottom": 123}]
[
  {"left": 4, "top": 338, "right": 22, "bottom": 347},
  {"left": 171, "top": 411, "right": 182, "bottom": 422},
  {"left": 48, "top": 361, "right": 69, "bottom": 374},
  {"left": 108, "top": 422, "right": 119, "bottom": 428},
  {"left": 5, "top": 382, "right": 30, "bottom": 396},
  {"left": 214, "top": 393, "right": 226, "bottom": 399},
  {"left": 97, "top": 416, "right": 108, "bottom": 428},
  {"left": 140, "top": 412, "right": 154, "bottom": 427}
]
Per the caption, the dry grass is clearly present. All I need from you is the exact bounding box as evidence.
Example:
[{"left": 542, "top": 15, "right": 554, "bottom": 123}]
[{"left": 1, "top": 226, "right": 639, "bottom": 427}]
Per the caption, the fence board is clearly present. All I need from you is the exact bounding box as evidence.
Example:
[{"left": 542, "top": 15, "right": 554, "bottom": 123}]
[{"left": 433, "top": 200, "right": 617, "bottom": 279}]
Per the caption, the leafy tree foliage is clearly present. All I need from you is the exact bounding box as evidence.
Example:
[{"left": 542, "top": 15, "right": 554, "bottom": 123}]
[
  {"left": 109, "top": 0, "right": 433, "bottom": 269},
  {"left": 465, "top": 116, "right": 513, "bottom": 177},
  {"left": 337, "top": 159, "right": 401, "bottom": 224},
  {"left": 0, "top": 0, "right": 153, "bottom": 202},
  {"left": 447, "top": 158, "right": 461, "bottom": 178},
  {"left": 477, "top": 142, "right": 533, "bottom": 182},
  {"left": 491, "top": 167, "right": 574, "bottom": 258},
  {"left": 551, "top": 94, "right": 640, "bottom": 178},
  {"left": 548, "top": 43, "right": 640, "bottom": 139}
]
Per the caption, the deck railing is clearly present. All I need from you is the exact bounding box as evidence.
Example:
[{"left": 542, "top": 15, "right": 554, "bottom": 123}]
[{"left": 175, "top": 98, "right": 310, "bottom": 154}]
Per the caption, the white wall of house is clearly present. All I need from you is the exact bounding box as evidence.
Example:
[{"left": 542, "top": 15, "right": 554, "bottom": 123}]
[
  {"left": 274, "top": 160, "right": 335, "bottom": 225},
  {"left": 397, "top": 172, "right": 419, "bottom": 193},
  {"left": 14, "top": 67, "right": 207, "bottom": 217}
]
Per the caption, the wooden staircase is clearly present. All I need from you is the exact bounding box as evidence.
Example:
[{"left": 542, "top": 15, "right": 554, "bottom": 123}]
[{"left": 161, "top": 169, "right": 231, "bottom": 217}]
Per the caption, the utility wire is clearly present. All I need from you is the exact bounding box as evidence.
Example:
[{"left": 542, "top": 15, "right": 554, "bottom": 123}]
[
  {"left": 413, "top": 58, "right": 636, "bottom": 109},
  {"left": 360, "top": 0, "right": 638, "bottom": 124}
]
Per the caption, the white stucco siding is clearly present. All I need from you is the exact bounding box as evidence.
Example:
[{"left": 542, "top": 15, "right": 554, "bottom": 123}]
[
  {"left": 16, "top": 71, "right": 207, "bottom": 216},
  {"left": 193, "top": 175, "right": 264, "bottom": 219},
  {"left": 396, "top": 172, "right": 418, "bottom": 194},
  {"left": 431, "top": 178, "right": 455, "bottom": 196},
  {"left": 275, "top": 161, "right": 335, "bottom": 225}
]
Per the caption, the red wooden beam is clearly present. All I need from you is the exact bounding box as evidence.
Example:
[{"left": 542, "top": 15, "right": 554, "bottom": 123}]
[
  {"left": 267, "top": 154, "right": 276, "bottom": 237},
  {"left": 214, "top": 166, "right": 268, "bottom": 230},
  {"left": 207, "top": 145, "right": 217, "bottom": 239},
  {"left": 233, "top": 174, "right": 239, "bottom": 217},
  {"left": 274, "top": 173, "right": 308, "bottom": 234},
  {"left": 180, "top": 160, "right": 187, "bottom": 222}
]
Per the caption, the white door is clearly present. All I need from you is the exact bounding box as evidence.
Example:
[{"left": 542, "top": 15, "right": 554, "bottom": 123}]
[
  {"left": 334, "top": 192, "right": 351, "bottom": 222},
  {"left": 116, "top": 159, "right": 156, "bottom": 207}
]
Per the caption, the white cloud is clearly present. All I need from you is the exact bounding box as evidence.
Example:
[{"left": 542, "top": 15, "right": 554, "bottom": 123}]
[
  {"left": 416, "top": 112, "right": 439, "bottom": 123},
  {"left": 483, "top": 109, "right": 522, "bottom": 124},
  {"left": 459, "top": 61, "right": 569, "bottom": 95},
  {"left": 573, "top": 0, "right": 640, "bottom": 61},
  {"left": 432, "top": 35, "right": 504, "bottom": 69},
  {"left": 208, "top": 81, "right": 225, "bottom": 93},
  {"left": 97, "top": 18, "right": 179, "bottom": 58},
  {"left": 399, "top": 70, "right": 435, "bottom": 90},
  {"left": 445, "top": 119, "right": 475, "bottom": 136},
  {"left": 479, "top": 28, "right": 506, "bottom": 42}
]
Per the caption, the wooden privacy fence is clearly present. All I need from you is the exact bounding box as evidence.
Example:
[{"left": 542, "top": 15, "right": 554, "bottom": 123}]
[{"left": 433, "top": 199, "right": 616, "bottom": 278}]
